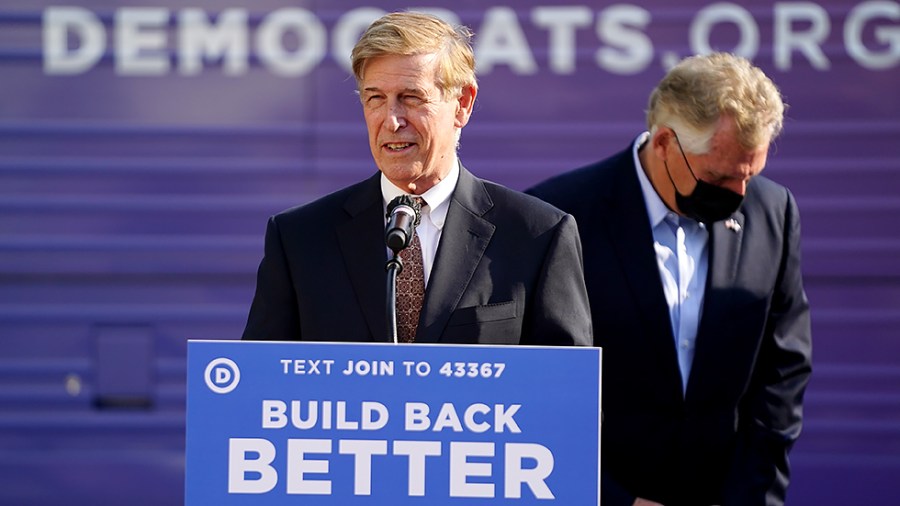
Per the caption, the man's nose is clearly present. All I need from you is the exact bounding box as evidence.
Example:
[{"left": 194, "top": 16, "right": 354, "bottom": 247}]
[{"left": 386, "top": 102, "right": 407, "bottom": 132}]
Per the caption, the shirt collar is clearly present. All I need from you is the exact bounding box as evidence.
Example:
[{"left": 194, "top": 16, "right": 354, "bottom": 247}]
[
  {"left": 632, "top": 132, "right": 671, "bottom": 230},
  {"left": 633, "top": 133, "right": 705, "bottom": 232},
  {"left": 380, "top": 155, "right": 459, "bottom": 230}
]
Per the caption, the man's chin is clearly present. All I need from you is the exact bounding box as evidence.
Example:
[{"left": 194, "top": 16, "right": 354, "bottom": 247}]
[{"left": 380, "top": 171, "right": 419, "bottom": 193}]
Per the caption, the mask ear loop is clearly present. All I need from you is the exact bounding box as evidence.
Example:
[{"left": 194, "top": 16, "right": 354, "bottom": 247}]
[
  {"left": 663, "top": 159, "right": 683, "bottom": 196},
  {"left": 663, "top": 131, "right": 693, "bottom": 198},
  {"left": 671, "top": 131, "right": 701, "bottom": 182}
]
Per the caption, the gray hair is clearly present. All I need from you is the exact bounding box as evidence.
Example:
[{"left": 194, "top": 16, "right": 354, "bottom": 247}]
[
  {"left": 351, "top": 11, "right": 477, "bottom": 99},
  {"left": 647, "top": 52, "right": 785, "bottom": 153}
]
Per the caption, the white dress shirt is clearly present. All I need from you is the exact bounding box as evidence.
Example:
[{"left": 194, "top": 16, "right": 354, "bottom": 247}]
[
  {"left": 632, "top": 132, "right": 709, "bottom": 392},
  {"left": 381, "top": 158, "right": 459, "bottom": 287}
]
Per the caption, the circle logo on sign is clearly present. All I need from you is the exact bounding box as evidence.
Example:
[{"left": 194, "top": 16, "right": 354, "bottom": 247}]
[{"left": 205, "top": 358, "right": 240, "bottom": 394}]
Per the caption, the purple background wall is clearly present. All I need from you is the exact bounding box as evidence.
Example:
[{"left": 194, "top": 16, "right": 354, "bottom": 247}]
[{"left": 1, "top": 0, "right": 899, "bottom": 504}]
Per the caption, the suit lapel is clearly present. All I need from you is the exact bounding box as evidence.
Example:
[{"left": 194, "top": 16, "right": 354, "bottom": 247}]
[
  {"left": 685, "top": 211, "right": 745, "bottom": 398},
  {"left": 416, "top": 166, "right": 495, "bottom": 343},
  {"left": 336, "top": 173, "right": 390, "bottom": 342},
  {"left": 595, "top": 151, "right": 685, "bottom": 401},
  {"left": 706, "top": 211, "right": 744, "bottom": 290},
  {"left": 607, "top": 156, "right": 678, "bottom": 351}
]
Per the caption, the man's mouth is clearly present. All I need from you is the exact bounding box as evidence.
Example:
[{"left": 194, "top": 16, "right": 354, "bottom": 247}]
[{"left": 384, "top": 142, "right": 414, "bottom": 151}]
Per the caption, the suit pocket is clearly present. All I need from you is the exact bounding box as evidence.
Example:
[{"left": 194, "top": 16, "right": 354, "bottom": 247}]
[{"left": 447, "top": 301, "right": 517, "bottom": 327}]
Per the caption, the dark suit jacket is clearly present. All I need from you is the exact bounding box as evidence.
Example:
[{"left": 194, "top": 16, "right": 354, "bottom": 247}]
[
  {"left": 527, "top": 145, "right": 812, "bottom": 506},
  {"left": 243, "top": 165, "right": 592, "bottom": 347}
]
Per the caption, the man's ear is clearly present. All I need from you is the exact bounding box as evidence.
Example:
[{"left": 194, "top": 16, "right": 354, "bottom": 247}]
[
  {"left": 650, "top": 126, "right": 675, "bottom": 162},
  {"left": 455, "top": 85, "right": 477, "bottom": 128}
]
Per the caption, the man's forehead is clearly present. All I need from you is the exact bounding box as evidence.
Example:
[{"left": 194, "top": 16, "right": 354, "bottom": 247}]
[
  {"left": 360, "top": 54, "right": 439, "bottom": 87},
  {"left": 704, "top": 137, "right": 769, "bottom": 179}
]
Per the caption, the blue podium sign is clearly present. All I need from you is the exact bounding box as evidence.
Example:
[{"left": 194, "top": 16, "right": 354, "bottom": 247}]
[{"left": 186, "top": 340, "right": 601, "bottom": 505}]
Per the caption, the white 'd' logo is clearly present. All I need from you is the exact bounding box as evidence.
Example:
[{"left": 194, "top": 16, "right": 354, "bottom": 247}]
[{"left": 205, "top": 358, "right": 240, "bottom": 394}]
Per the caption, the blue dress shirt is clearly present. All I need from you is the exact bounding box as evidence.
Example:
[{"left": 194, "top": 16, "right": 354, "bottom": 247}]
[{"left": 632, "top": 133, "right": 709, "bottom": 392}]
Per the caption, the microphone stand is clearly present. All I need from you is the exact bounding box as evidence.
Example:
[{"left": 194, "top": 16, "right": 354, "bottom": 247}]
[
  {"left": 385, "top": 253, "right": 404, "bottom": 344},
  {"left": 384, "top": 195, "right": 421, "bottom": 345}
]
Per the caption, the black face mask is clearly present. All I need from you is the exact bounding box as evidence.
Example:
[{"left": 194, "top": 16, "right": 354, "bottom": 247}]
[{"left": 665, "top": 133, "right": 744, "bottom": 224}]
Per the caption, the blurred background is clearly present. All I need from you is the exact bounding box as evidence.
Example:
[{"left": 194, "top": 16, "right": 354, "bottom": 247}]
[{"left": 1, "top": 0, "right": 898, "bottom": 503}]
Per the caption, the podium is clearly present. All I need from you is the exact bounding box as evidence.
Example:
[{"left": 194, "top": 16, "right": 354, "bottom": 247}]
[{"left": 185, "top": 340, "right": 601, "bottom": 505}]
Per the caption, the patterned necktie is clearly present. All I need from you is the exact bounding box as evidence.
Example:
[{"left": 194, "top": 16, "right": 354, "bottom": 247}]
[{"left": 396, "top": 199, "right": 425, "bottom": 343}]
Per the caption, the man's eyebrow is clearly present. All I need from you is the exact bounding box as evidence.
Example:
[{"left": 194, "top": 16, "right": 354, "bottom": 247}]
[{"left": 362, "top": 86, "right": 425, "bottom": 94}]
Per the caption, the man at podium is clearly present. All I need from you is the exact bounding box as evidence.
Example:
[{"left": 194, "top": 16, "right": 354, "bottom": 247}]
[{"left": 242, "top": 12, "right": 591, "bottom": 348}]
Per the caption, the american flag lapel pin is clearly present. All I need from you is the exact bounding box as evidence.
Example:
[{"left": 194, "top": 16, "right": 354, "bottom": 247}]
[{"left": 725, "top": 219, "right": 741, "bottom": 232}]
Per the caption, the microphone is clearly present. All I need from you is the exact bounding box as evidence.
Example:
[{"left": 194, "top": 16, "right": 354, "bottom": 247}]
[{"left": 385, "top": 195, "right": 422, "bottom": 255}]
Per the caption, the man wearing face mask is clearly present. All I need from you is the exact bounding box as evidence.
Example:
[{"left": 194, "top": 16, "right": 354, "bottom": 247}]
[{"left": 527, "top": 53, "right": 812, "bottom": 506}]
